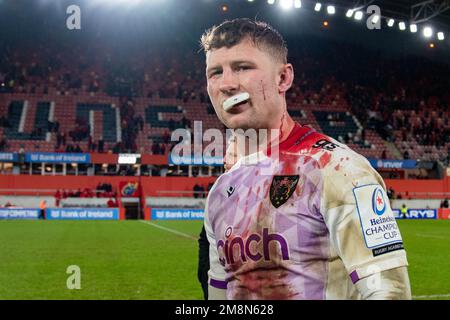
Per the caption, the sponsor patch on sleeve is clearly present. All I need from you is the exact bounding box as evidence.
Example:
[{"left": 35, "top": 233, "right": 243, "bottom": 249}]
[
  {"left": 353, "top": 184, "right": 403, "bottom": 250},
  {"left": 372, "top": 242, "right": 404, "bottom": 257}
]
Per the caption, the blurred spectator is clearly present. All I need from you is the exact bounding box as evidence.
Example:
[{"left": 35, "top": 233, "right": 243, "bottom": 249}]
[
  {"left": 401, "top": 204, "right": 408, "bottom": 219},
  {"left": 441, "top": 199, "right": 449, "bottom": 208},
  {"left": 387, "top": 187, "right": 395, "bottom": 200},
  {"left": 181, "top": 115, "right": 189, "bottom": 129},
  {"left": 160, "top": 143, "right": 166, "bottom": 155},
  {"left": 98, "top": 136, "right": 104, "bottom": 153},
  {"left": 107, "top": 198, "right": 118, "bottom": 208},
  {"left": 198, "top": 184, "right": 206, "bottom": 198},
  {"left": 53, "top": 118, "right": 60, "bottom": 133},
  {"left": 168, "top": 118, "right": 175, "bottom": 131},
  {"left": 403, "top": 150, "right": 410, "bottom": 160},
  {"left": 54, "top": 189, "right": 62, "bottom": 207},
  {"left": 0, "top": 138, "right": 7, "bottom": 151},
  {"left": 193, "top": 183, "right": 201, "bottom": 199},
  {"left": 39, "top": 200, "right": 47, "bottom": 220},
  {"left": 163, "top": 130, "right": 170, "bottom": 144}
]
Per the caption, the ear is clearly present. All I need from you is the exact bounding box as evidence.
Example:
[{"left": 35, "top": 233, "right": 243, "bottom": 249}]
[{"left": 278, "top": 63, "right": 294, "bottom": 94}]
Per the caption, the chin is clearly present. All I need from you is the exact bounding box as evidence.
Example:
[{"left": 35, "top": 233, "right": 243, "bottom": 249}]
[
  {"left": 225, "top": 119, "right": 252, "bottom": 130},
  {"left": 223, "top": 112, "right": 256, "bottom": 130}
]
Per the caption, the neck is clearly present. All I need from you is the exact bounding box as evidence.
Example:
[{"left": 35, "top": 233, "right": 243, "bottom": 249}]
[
  {"left": 277, "top": 112, "right": 295, "bottom": 144},
  {"left": 231, "top": 112, "right": 296, "bottom": 159},
  {"left": 262, "top": 112, "right": 295, "bottom": 156}
]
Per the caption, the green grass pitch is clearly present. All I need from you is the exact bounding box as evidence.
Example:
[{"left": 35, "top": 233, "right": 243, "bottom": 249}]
[{"left": 0, "top": 219, "right": 448, "bottom": 299}]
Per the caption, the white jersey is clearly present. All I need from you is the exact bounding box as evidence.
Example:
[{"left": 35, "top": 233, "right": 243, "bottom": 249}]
[{"left": 205, "top": 123, "right": 408, "bottom": 299}]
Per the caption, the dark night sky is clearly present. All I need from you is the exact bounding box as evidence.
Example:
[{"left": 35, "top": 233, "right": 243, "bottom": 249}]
[{"left": 0, "top": 0, "right": 448, "bottom": 64}]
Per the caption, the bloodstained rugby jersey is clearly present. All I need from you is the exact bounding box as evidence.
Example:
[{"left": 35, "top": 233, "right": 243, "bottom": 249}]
[{"left": 204, "top": 123, "right": 408, "bottom": 300}]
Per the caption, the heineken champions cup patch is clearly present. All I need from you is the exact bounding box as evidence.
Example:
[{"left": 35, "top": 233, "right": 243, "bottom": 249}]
[{"left": 353, "top": 184, "right": 403, "bottom": 249}]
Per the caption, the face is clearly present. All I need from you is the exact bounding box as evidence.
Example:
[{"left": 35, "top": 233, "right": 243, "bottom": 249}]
[{"left": 206, "top": 38, "right": 292, "bottom": 130}]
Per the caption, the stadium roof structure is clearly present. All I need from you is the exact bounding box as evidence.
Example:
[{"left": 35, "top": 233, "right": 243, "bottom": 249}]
[
  {"left": 336, "top": 0, "right": 450, "bottom": 26},
  {"left": 0, "top": 0, "right": 449, "bottom": 60}
]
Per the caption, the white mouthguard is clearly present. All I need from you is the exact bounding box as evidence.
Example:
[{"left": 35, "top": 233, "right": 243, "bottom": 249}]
[{"left": 223, "top": 92, "right": 250, "bottom": 112}]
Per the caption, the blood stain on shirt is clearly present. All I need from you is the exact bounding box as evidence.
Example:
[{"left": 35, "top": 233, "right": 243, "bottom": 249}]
[{"left": 319, "top": 152, "right": 332, "bottom": 168}]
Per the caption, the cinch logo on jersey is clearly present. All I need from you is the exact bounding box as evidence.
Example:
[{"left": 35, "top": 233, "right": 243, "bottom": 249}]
[
  {"left": 216, "top": 227, "right": 290, "bottom": 266},
  {"left": 372, "top": 188, "right": 386, "bottom": 216}
]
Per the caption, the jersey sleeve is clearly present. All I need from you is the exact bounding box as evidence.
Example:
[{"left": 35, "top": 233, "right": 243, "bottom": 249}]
[
  {"left": 321, "top": 150, "right": 408, "bottom": 284},
  {"left": 204, "top": 197, "right": 228, "bottom": 291}
]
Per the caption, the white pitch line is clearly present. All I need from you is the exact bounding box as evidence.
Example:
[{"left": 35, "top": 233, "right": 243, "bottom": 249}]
[
  {"left": 413, "top": 293, "right": 450, "bottom": 299},
  {"left": 139, "top": 220, "right": 198, "bottom": 241},
  {"left": 415, "top": 233, "right": 449, "bottom": 240}
]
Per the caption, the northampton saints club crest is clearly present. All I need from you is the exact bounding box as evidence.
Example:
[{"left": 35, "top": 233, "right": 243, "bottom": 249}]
[{"left": 270, "top": 175, "right": 300, "bottom": 208}]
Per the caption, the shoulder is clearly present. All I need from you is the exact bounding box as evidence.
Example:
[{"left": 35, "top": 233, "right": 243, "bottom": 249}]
[
  {"left": 285, "top": 128, "right": 383, "bottom": 193},
  {"left": 303, "top": 134, "right": 386, "bottom": 207},
  {"left": 284, "top": 130, "right": 373, "bottom": 173},
  {"left": 307, "top": 130, "right": 373, "bottom": 166}
]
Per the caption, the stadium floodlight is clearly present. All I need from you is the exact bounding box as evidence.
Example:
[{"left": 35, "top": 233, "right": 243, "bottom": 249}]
[
  {"left": 354, "top": 11, "right": 363, "bottom": 20},
  {"left": 371, "top": 15, "right": 380, "bottom": 24},
  {"left": 410, "top": 24, "right": 418, "bottom": 33},
  {"left": 315, "top": 3, "right": 322, "bottom": 12},
  {"left": 268, "top": 0, "right": 275, "bottom": 4},
  {"left": 294, "top": 0, "right": 302, "bottom": 8},
  {"left": 327, "top": 5, "right": 335, "bottom": 15},
  {"left": 437, "top": 32, "right": 445, "bottom": 40},
  {"left": 280, "top": 0, "right": 293, "bottom": 10},
  {"left": 346, "top": 9, "right": 354, "bottom": 18},
  {"left": 387, "top": 18, "right": 395, "bottom": 27},
  {"left": 399, "top": 22, "right": 406, "bottom": 31},
  {"left": 423, "top": 26, "right": 433, "bottom": 38}
]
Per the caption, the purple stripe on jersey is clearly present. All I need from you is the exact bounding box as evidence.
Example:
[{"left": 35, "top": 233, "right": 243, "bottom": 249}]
[
  {"left": 350, "top": 270, "right": 360, "bottom": 284},
  {"left": 210, "top": 278, "right": 228, "bottom": 289}
]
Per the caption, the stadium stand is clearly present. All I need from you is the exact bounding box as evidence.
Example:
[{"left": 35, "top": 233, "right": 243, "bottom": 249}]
[
  {"left": 1, "top": 37, "right": 448, "bottom": 163},
  {"left": 1, "top": 31, "right": 449, "bottom": 216}
]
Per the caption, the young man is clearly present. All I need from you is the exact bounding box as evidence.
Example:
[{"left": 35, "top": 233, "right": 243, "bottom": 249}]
[
  {"left": 200, "top": 18, "right": 411, "bottom": 300},
  {"left": 39, "top": 199, "right": 47, "bottom": 220}
]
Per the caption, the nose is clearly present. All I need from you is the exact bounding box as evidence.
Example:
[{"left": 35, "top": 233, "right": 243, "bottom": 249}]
[{"left": 219, "top": 69, "right": 239, "bottom": 95}]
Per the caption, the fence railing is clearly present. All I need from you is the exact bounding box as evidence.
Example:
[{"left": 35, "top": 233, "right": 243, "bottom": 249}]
[
  {"left": 394, "top": 191, "right": 450, "bottom": 199},
  {"left": 155, "top": 190, "right": 209, "bottom": 198},
  {"left": 0, "top": 188, "right": 116, "bottom": 196}
]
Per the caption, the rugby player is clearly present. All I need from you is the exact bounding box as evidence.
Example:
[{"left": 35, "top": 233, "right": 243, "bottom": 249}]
[{"left": 199, "top": 18, "right": 411, "bottom": 300}]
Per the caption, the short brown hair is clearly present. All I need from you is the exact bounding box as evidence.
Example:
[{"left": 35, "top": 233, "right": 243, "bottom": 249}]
[{"left": 200, "top": 18, "right": 288, "bottom": 64}]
